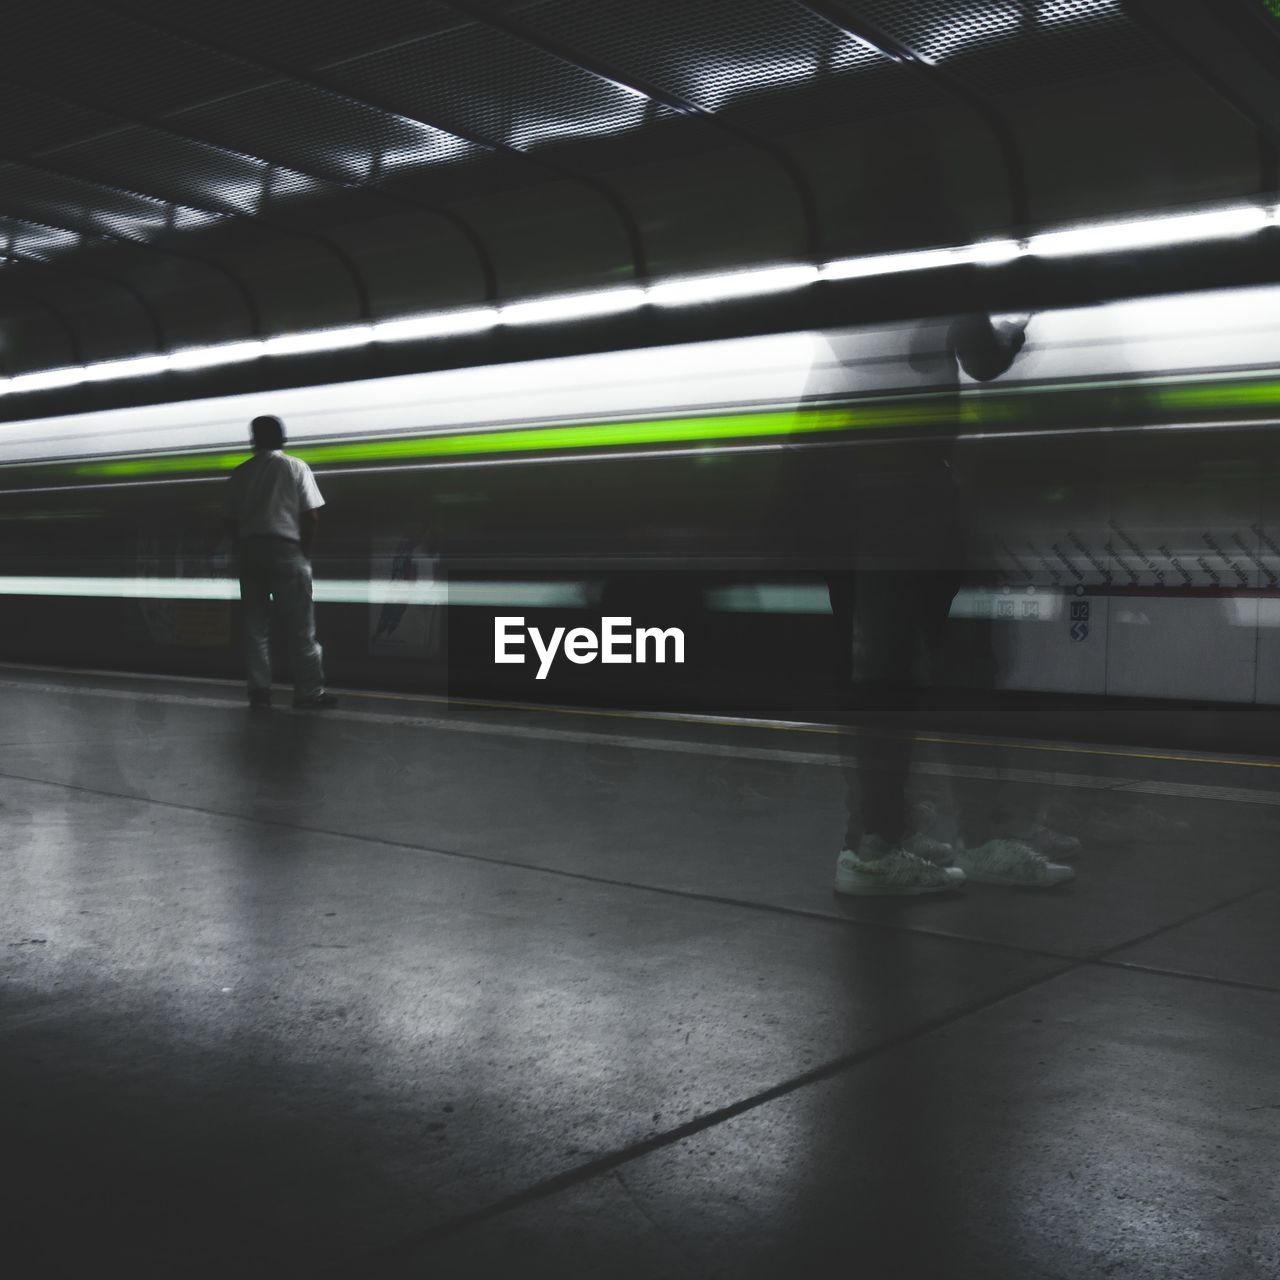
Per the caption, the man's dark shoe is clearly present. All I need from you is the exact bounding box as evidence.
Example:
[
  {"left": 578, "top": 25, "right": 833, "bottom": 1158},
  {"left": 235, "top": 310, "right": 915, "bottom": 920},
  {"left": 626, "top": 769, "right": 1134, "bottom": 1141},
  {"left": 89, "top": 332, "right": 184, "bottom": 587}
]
[
  {"left": 292, "top": 692, "right": 339, "bottom": 710},
  {"left": 248, "top": 689, "right": 272, "bottom": 710}
]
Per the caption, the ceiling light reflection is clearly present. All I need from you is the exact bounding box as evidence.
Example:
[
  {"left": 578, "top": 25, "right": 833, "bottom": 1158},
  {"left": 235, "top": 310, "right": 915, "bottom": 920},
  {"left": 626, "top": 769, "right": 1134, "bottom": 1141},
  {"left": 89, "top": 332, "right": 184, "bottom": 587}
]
[{"left": 508, "top": 92, "right": 649, "bottom": 150}]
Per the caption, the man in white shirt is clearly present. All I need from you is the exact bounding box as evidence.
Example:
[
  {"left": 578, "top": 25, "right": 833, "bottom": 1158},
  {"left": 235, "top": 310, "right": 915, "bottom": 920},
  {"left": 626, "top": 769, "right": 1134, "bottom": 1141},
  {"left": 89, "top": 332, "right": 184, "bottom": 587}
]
[{"left": 223, "top": 415, "right": 336, "bottom": 710}]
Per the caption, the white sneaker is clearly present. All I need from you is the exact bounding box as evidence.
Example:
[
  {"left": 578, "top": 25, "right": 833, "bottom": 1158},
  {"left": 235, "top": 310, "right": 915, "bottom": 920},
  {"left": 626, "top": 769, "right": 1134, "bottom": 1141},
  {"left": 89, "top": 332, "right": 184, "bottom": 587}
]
[
  {"left": 835, "top": 835, "right": 966, "bottom": 896},
  {"left": 955, "top": 838, "right": 1074, "bottom": 887},
  {"left": 902, "top": 831, "right": 955, "bottom": 866}
]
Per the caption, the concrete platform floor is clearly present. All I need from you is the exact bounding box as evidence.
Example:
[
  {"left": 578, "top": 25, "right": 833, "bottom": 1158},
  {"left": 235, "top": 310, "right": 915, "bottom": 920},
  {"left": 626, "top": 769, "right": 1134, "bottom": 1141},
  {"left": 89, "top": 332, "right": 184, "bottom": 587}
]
[{"left": 1, "top": 663, "right": 1278, "bottom": 1278}]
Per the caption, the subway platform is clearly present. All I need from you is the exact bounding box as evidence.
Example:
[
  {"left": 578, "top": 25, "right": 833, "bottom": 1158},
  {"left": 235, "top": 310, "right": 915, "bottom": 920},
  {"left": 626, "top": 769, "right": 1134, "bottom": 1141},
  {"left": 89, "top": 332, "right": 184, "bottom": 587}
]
[{"left": 2, "top": 663, "right": 1278, "bottom": 1279}]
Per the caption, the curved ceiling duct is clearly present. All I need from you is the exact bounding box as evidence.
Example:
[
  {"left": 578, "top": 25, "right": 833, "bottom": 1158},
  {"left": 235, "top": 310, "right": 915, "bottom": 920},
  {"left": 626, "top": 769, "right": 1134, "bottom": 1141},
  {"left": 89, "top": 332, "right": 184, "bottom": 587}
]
[{"left": 0, "top": 0, "right": 1275, "bottom": 413}]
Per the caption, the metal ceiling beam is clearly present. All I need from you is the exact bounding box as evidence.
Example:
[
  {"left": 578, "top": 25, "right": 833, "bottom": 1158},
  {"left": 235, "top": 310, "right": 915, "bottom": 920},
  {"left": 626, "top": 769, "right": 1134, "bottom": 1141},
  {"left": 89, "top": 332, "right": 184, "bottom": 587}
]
[
  {"left": 0, "top": 201, "right": 262, "bottom": 336},
  {"left": 15, "top": 95, "right": 390, "bottom": 317},
  {"left": 40, "top": 107, "right": 497, "bottom": 304},
  {"left": 92, "top": 0, "right": 650, "bottom": 283},
  {"left": 440, "top": 0, "right": 824, "bottom": 263},
  {"left": 0, "top": 242, "right": 164, "bottom": 354},
  {"left": 797, "top": 0, "right": 1031, "bottom": 235},
  {"left": 0, "top": 259, "right": 86, "bottom": 367},
  {"left": 0, "top": 150, "right": 370, "bottom": 323}
]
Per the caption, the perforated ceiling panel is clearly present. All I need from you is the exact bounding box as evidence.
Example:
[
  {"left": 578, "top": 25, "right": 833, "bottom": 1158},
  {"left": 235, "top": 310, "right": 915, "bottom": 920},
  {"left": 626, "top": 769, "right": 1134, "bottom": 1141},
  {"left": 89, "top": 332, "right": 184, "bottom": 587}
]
[
  {"left": 328, "top": 27, "right": 652, "bottom": 156},
  {"left": 0, "top": 164, "right": 217, "bottom": 244},
  {"left": 837, "top": 0, "right": 1165, "bottom": 94},
  {"left": 165, "top": 86, "right": 490, "bottom": 191},
  {"left": 468, "top": 0, "right": 940, "bottom": 128}
]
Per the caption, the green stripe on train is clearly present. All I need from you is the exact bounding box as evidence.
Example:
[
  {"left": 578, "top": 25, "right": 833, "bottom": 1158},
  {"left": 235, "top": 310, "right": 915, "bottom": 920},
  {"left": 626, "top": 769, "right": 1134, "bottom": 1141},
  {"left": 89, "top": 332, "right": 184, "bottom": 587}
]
[
  {"left": 60, "top": 373, "right": 1280, "bottom": 481},
  {"left": 73, "top": 401, "right": 969, "bottom": 479}
]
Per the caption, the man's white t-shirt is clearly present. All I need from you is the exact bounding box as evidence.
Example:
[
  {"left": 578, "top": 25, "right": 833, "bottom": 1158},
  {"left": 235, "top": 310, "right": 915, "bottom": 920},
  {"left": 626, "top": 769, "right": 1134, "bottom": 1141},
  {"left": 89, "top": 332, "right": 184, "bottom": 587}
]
[{"left": 223, "top": 450, "right": 325, "bottom": 541}]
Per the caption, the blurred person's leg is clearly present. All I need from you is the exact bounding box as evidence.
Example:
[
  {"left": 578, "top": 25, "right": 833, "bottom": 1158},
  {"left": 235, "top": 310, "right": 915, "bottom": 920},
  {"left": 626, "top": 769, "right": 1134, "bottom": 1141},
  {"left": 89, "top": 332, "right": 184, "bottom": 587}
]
[
  {"left": 835, "top": 571, "right": 964, "bottom": 895},
  {"left": 239, "top": 541, "right": 273, "bottom": 704},
  {"left": 895, "top": 568, "right": 968, "bottom": 863},
  {"left": 842, "top": 570, "right": 913, "bottom": 846},
  {"left": 271, "top": 544, "right": 326, "bottom": 704}
]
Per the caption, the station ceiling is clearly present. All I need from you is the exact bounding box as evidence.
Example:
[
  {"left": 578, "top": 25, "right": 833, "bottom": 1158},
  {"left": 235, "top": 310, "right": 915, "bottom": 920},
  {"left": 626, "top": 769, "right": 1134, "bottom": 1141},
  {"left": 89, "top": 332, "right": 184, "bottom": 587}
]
[{"left": 2, "top": 0, "right": 1279, "bottom": 396}]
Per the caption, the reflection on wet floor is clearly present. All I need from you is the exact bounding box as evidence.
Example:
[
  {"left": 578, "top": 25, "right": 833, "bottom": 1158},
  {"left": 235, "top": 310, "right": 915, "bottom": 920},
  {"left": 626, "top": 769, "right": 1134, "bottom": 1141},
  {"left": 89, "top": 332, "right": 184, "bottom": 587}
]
[{"left": 1, "top": 667, "right": 1278, "bottom": 1278}]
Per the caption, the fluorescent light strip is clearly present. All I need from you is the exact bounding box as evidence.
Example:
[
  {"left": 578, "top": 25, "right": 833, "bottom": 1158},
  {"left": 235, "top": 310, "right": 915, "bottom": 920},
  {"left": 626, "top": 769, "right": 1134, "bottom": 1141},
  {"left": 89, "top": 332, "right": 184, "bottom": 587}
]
[
  {"left": 500, "top": 286, "right": 645, "bottom": 325},
  {"left": 167, "top": 340, "right": 266, "bottom": 371},
  {"left": 822, "top": 240, "right": 1021, "bottom": 281},
  {"left": 373, "top": 307, "right": 498, "bottom": 342},
  {"left": 82, "top": 354, "right": 173, "bottom": 382},
  {"left": 1028, "top": 206, "right": 1271, "bottom": 258},
  {"left": 648, "top": 264, "right": 820, "bottom": 306},
  {"left": 0, "top": 577, "right": 590, "bottom": 608},
  {"left": 1, "top": 202, "right": 1273, "bottom": 399},
  {"left": 262, "top": 325, "right": 373, "bottom": 356},
  {"left": 5, "top": 367, "right": 88, "bottom": 394}
]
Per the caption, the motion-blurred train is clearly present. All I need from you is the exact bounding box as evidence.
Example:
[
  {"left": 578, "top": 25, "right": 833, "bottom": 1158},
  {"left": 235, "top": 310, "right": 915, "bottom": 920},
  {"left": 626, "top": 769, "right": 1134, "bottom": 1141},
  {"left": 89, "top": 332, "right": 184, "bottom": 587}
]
[{"left": 3, "top": 281, "right": 1280, "bottom": 712}]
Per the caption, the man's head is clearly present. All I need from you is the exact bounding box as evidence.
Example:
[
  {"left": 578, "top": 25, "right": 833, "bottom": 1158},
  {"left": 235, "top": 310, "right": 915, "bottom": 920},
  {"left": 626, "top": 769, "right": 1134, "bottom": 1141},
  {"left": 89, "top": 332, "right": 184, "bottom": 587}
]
[{"left": 251, "top": 415, "right": 285, "bottom": 452}]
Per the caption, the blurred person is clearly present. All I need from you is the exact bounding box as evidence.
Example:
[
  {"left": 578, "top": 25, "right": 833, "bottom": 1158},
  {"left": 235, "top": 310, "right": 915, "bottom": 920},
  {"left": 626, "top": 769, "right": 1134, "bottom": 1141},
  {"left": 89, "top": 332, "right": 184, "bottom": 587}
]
[
  {"left": 223, "top": 415, "right": 337, "bottom": 711},
  {"left": 801, "top": 113, "right": 1078, "bottom": 895},
  {"left": 829, "top": 314, "right": 1076, "bottom": 894}
]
